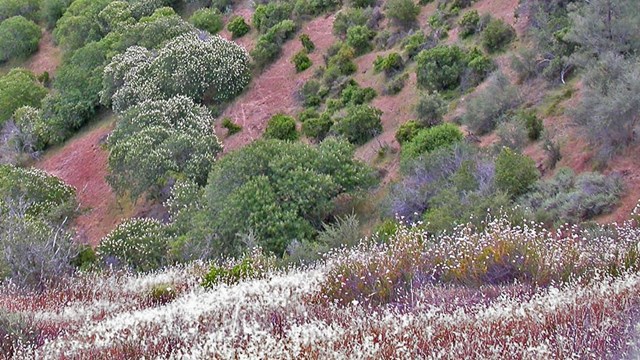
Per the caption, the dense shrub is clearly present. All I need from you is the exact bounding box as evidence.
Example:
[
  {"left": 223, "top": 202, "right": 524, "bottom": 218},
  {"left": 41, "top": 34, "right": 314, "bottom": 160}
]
[
  {"left": 383, "top": 73, "right": 408, "bottom": 95},
  {"left": 52, "top": 0, "right": 111, "bottom": 50},
  {"left": 373, "top": 52, "right": 404, "bottom": 77},
  {"left": 190, "top": 7, "right": 223, "bottom": 34},
  {"left": 416, "top": 45, "right": 466, "bottom": 91},
  {"left": 0, "top": 16, "right": 41, "bottom": 62},
  {"left": 110, "top": 32, "right": 251, "bottom": 113},
  {"left": 252, "top": 2, "right": 293, "bottom": 33},
  {"left": 340, "top": 82, "right": 376, "bottom": 106},
  {"left": 0, "top": 69, "right": 47, "bottom": 126},
  {"left": 401, "top": 123, "right": 463, "bottom": 163},
  {"left": 332, "top": 7, "right": 372, "bottom": 37},
  {"left": 516, "top": 110, "right": 543, "bottom": 140},
  {"left": 100, "top": 46, "right": 153, "bottom": 108},
  {"left": 97, "top": 218, "right": 168, "bottom": 272},
  {"left": 462, "top": 72, "right": 520, "bottom": 135},
  {"left": 458, "top": 10, "right": 479, "bottom": 38},
  {"left": 293, "top": 0, "right": 340, "bottom": 16},
  {"left": 107, "top": 96, "right": 223, "bottom": 200},
  {"left": 264, "top": 114, "right": 299, "bottom": 141},
  {"left": 402, "top": 31, "right": 431, "bottom": 59},
  {"left": 298, "top": 79, "right": 323, "bottom": 107},
  {"left": 302, "top": 113, "right": 333, "bottom": 141},
  {"left": 300, "top": 33, "right": 315, "bottom": 52},
  {"left": 97, "top": 1, "right": 134, "bottom": 34},
  {"left": 494, "top": 147, "right": 539, "bottom": 198},
  {"left": 463, "top": 47, "right": 494, "bottom": 89},
  {"left": 346, "top": 25, "right": 375, "bottom": 55},
  {"left": 251, "top": 19, "right": 297, "bottom": 69},
  {"left": 385, "top": 0, "right": 420, "bottom": 28},
  {"left": 415, "top": 91, "right": 446, "bottom": 127},
  {"left": 291, "top": 50, "right": 312, "bottom": 72},
  {"left": 41, "top": 0, "right": 73, "bottom": 29},
  {"left": 482, "top": 18, "right": 516, "bottom": 53},
  {"left": 227, "top": 15, "right": 250, "bottom": 38},
  {"left": 326, "top": 43, "right": 357, "bottom": 76},
  {"left": 496, "top": 118, "right": 528, "bottom": 151},
  {"left": 210, "top": 0, "right": 232, "bottom": 12},
  {"left": 395, "top": 120, "right": 422, "bottom": 144},
  {"left": 0, "top": 0, "right": 40, "bottom": 21},
  {"left": 520, "top": 168, "right": 623, "bottom": 225},
  {"left": 332, "top": 105, "right": 383, "bottom": 145}
]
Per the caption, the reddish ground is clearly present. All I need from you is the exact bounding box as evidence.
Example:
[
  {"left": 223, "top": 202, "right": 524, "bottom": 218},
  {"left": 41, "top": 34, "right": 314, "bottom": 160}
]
[
  {"left": 24, "top": 30, "right": 61, "bottom": 76},
  {"left": 34, "top": 117, "right": 126, "bottom": 246}
]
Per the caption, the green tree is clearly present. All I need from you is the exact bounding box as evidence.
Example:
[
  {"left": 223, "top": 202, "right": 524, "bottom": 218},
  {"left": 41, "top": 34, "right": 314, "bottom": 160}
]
[
  {"left": 494, "top": 147, "right": 539, "bottom": 198},
  {"left": 332, "top": 105, "right": 383, "bottom": 145},
  {"left": 0, "top": 69, "right": 47, "bottom": 126},
  {"left": 0, "top": 16, "right": 41, "bottom": 62},
  {"left": 416, "top": 45, "right": 466, "bottom": 91}
]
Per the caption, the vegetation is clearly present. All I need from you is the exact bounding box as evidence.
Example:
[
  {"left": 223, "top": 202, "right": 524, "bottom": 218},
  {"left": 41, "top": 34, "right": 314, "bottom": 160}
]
[
  {"left": 400, "top": 123, "right": 463, "bottom": 163},
  {"left": 384, "top": 0, "right": 420, "bottom": 28},
  {"left": 291, "top": 50, "right": 312, "bottom": 72},
  {"left": 0, "top": 16, "right": 41, "bottom": 62},
  {"left": 264, "top": 114, "right": 299, "bottom": 141},
  {"left": 190, "top": 8, "right": 223, "bottom": 34},
  {"left": 227, "top": 15, "right": 250, "bottom": 38},
  {"left": 0, "top": 69, "right": 47, "bottom": 126},
  {"left": 331, "top": 104, "right": 383, "bottom": 145}
]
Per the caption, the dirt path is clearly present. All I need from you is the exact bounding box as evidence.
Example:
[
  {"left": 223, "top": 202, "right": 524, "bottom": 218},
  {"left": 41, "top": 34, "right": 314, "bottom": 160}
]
[
  {"left": 34, "top": 116, "right": 127, "bottom": 246},
  {"left": 24, "top": 30, "right": 61, "bottom": 76}
]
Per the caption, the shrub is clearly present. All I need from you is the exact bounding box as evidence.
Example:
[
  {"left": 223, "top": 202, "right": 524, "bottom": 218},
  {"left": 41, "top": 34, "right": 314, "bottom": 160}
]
[
  {"left": 0, "top": 0, "right": 40, "bottom": 21},
  {"left": 190, "top": 7, "right": 224, "bottom": 34},
  {"left": 494, "top": 147, "right": 539, "bottom": 198},
  {"left": 227, "top": 15, "right": 250, "bottom": 38},
  {"left": 395, "top": 120, "right": 422, "bottom": 144},
  {"left": 0, "top": 310, "right": 39, "bottom": 357},
  {"left": 415, "top": 91, "right": 446, "bottom": 127},
  {"left": 516, "top": 110, "right": 543, "bottom": 141},
  {"left": 210, "top": 0, "right": 232, "bottom": 12},
  {"left": 97, "top": 218, "right": 168, "bottom": 272},
  {"left": 302, "top": 113, "right": 333, "bottom": 141},
  {"left": 42, "top": 0, "right": 73, "bottom": 29},
  {"left": 416, "top": 45, "right": 466, "bottom": 91},
  {"left": 300, "top": 33, "right": 315, "bottom": 52},
  {"left": 458, "top": 9, "right": 479, "bottom": 38},
  {"left": 251, "top": 19, "right": 297, "bottom": 69},
  {"left": 292, "top": 50, "right": 312, "bottom": 72},
  {"left": 332, "top": 105, "right": 383, "bottom": 145},
  {"left": 385, "top": 0, "right": 420, "bottom": 28},
  {"left": 293, "top": 0, "right": 340, "bottom": 16},
  {"left": 147, "top": 283, "right": 178, "bottom": 305},
  {"left": 462, "top": 72, "right": 520, "bottom": 135},
  {"left": 252, "top": 2, "right": 293, "bottom": 33},
  {"left": 97, "top": 1, "right": 134, "bottom": 33},
  {"left": 346, "top": 25, "right": 375, "bottom": 55},
  {"left": 0, "top": 16, "right": 41, "bottom": 62},
  {"left": 52, "top": 0, "right": 111, "bottom": 50},
  {"left": 264, "top": 114, "right": 299, "bottom": 141},
  {"left": 107, "top": 96, "right": 223, "bottom": 201},
  {"left": 0, "top": 69, "right": 47, "bottom": 126},
  {"left": 373, "top": 52, "right": 404, "bottom": 77},
  {"left": 520, "top": 168, "right": 623, "bottom": 225},
  {"left": 348, "top": 0, "right": 376, "bottom": 8},
  {"left": 496, "top": 118, "right": 528, "bottom": 151},
  {"left": 70, "top": 245, "right": 98, "bottom": 271},
  {"left": 463, "top": 47, "right": 494, "bottom": 89},
  {"left": 340, "top": 82, "right": 376, "bottom": 106},
  {"left": 298, "top": 79, "right": 323, "bottom": 107},
  {"left": 401, "top": 123, "right": 463, "bottom": 163},
  {"left": 332, "top": 7, "right": 371, "bottom": 37},
  {"left": 327, "top": 44, "right": 357, "bottom": 75},
  {"left": 482, "top": 18, "right": 516, "bottom": 53},
  {"left": 222, "top": 117, "right": 242, "bottom": 135},
  {"left": 383, "top": 73, "right": 408, "bottom": 95},
  {"left": 402, "top": 31, "right": 430, "bottom": 59}
]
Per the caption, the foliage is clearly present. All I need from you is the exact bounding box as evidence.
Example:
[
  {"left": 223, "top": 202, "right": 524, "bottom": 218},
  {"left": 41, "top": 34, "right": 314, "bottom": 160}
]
[
  {"left": 520, "top": 168, "right": 623, "bottom": 225},
  {"left": 147, "top": 283, "right": 178, "bottom": 305},
  {"left": 0, "top": 310, "right": 38, "bottom": 358},
  {"left": 494, "top": 147, "right": 539, "bottom": 198},
  {"left": 481, "top": 18, "right": 515, "bottom": 53},
  {"left": 227, "top": 15, "right": 250, "bottom": 38},
  {"left": 402, "top": 30, "right": 431, "bottom": 59},
  {"left": 346, "top": 25, "right": 375, "bottom": 55},
  {"left": 395, "top": 120, "right": 422, "bottom": 144},
  {"left": 462, "top": 72, "right": 520, "bottom": 135},
  {"left": 0, "top": 0, "right": 40, "bottom": 21},
  {"left": 384, "top": 0, "right": 420, "bottom": 28},
  {"left": 221, "top": 117, "right": 242, "bottom": 135},
  {"left": 0, "top": 69, "right": 47, "bottom": 126},
  {"left": 415, "top": 91, "right": 446, "bottom": 127},
  {"left": 264, "top": 114, "right": 299, "bottom": 141},
  {"left": 496, "top": 117, "right": 528, "bottom": 151},
  {"left": 251, "top": 19, "right": 297, "bottom": 70},
  {"left": 331, "top": 105, "right": 383, "bottom": 145},
  {"left": 516, "top": 110, "right": 543, "bottom": 141},
  {"left": 332, "top": 7, "right": 372, "bottom": 37},
  {"left": 0, "top": 16, "right": 41, "bottom": 62},
  {"left": 400, "top": 123, "right": 463, "bottom": 163},
  {"left": 299, "top": 33, "right": 315, "bottom": 52},
  {"left": 252, "top": 2, "right": 293, "bottom": 33},
  {"left": 293, "top": 0, "right": 340, "bottom": 17},
  {"left": 373, "top": 52, "right": 404, "bottom": 77},
  {"left": 340, "top": 81, "right": 376, "bottom": 106},
  {"left": 302, "top": 113, "right": 333, "bottom": 141},
  {"left": 42, "top": 0, "right": 73, "bottom": 29},
  {"left": 291, "top": 50, "right": 312, "bottom": 72},
  {"left": 298, "top": 79, "right": 323, "bottom": 107},
  {"left": 458, "top": 9, "right": 479, "bottom": 38},
  {"left": 416, "top": 45, "right": 466, "bottom": 91},
  {"left": 107, "top": 96, "right": 222, "bottom": 201},
  {"left": 97, "top": 218, "right": 168, "bottom": 272},
  {"left": 190, "top": 7, "right": 223, "bottom": 34},
  {"left": 383, "top": 73, "right": 408, "bottom": 95},
  {"left": 52, "top": 0, "right": 111, "bottom": 50},
  {"left": 326, "top": 43, "right": 357, "bottom": 76}
]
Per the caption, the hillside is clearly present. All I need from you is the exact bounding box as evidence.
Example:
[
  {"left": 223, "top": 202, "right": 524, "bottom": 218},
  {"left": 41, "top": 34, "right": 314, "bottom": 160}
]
[{"left": 1, "top": 0, "right": 640, "bottom": 357}]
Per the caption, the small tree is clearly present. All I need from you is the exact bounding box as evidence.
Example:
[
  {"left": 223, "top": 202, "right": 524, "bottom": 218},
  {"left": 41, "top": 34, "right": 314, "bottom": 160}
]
[
  {"left": 416, "top": 45, "right": 466, "bottom": 91},
  {"left": 332, "top": 105, "right": 383, "bottom": 145},
  {"left": 0, "top": 16, "right": 41, "bottom": 62}
]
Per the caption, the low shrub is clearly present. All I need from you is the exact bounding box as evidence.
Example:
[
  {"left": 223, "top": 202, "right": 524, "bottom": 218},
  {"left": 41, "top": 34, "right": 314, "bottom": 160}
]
[
  {"left": 201, "top": 251, "right": 274, "bottom": 288},
  {"left": 252, "top": 2, "right": 293, "bottom": 33},
  {"left": 298, "top": 79, "right": 323, "bottom": 107},
  {"left": 395, "top": 120, "right": 423, "bottom": 144},
  {"left": 416, "top": 45, "right": 466, "bottom": 91},
  {"left": 383, "top": 73, "right": 408, "bottom": 95},
  {"left": 0, "top": 310, "right": 38, "bottom": 358},
  {"left": 462, "top": 72, "right": 520, "bottom": 135},
  {"left": 346, "top": 25, "right": 375, "bottom": 55},
  {"left": 300, "top": 33, "right": 315, "bottom": 52},
  {"left": 190, "top": 7, "right": 223, "bottom": 34},
  {"left": 458, "top": 9, "right": 479, "bottom": 38},
  {"left": 302, "top": 113, "right": 333, "bottom": 141},
  {"left": 227, "top": 15, "right": 250, "bottom": 38},
  {"left": 332, "top": 7, "right": 371, "bottom": 37},
  {"left": 222, "top": 117, "right": 242, "bottom": 136},
  {"left": 147, "top": 283, "right": 178, "bottom": 305},
  {"left": 340, "top": 82, "right": 376, "bottom": 106},
  {"left": 402, "top": 31, "right": 430, "bottom": 59},
  {"left": 415, "top": 91, "right": 446, "bottom": 127},
  {"left": 251, "top": 19, "right": 297, "bottom": 69},
  {"left": 291, "top": 50, "right": 312, "bottom": 72},
  {"left": 264, "top": 114, "right": 299, "bottom": 141},
  {"left": 385, "top": 0, "right": 420, "bottom": 28},
  {"left": 373, "top": 52, "right": 404, "bottom": 77},
  {"left": 516, "top": 110, "right": 543, "bottom": 141},
  {"left": 496, "top": 118, "right": 528, "bottom": 151},
  {"left": 482, "top": 18, "right": 515, "bottom": 53},
  {"left": 332, "top": 105, "right": 383, "bottom": 145},
  {"left": 401, "top": 123, "right": 463, "bottom": 163},
  {"left": 0, "top": 68, "right": 47, "bottom": 126}
]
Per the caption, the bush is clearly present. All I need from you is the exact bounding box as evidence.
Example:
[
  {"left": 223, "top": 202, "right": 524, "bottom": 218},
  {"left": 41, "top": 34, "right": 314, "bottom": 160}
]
[
  {"left": 401, "top": 123, "right": 463, "bottom": 163},
  {"left": 293, "top": 0, "right": 340, "bottom": 16},
  {"left": 458, "top": 9, "right": 479, "bottom": 38},
  {"left": 222, "top": 117, "right": 242, "bottom": 135},
  {"left": 415, "top": 91, "right": 446, "bottom": 127},
  {"left": 496, "top": 118, "right": 528, "bottom": 151},
  {"left": 210, "top": 0, "right": 232, "bottom": 12},
  {"left": 107, "top": 96, "right": 223, "bottom": 200},
  {"left": 520, "top": 168, "right": 623, "bottom": 225},
  {"left": 463, "top": 47, "right": 494, "bottom": 89},
  {"left": 373, "top": 52, "right": 404, "bottom": 76},
  {"left": 0, "top": 310, "right": 38, "bottom": 358},
  {"left": 147, "top": 283, "right": 178, "bottom": 305},
  {"left": 332, "top": 105, "right": 383, "bottom": 145},
  {"left": 190, "top": 7, "right": 223, "bottom": 34},
  {"left": 298, "top": 79, "right": 323, "bottom": 107},
  {"left": 253, "top": 2, "right": 293, "bottom": 33},
  {"left": 462, "top": 72, "right": 520, "bottom": 135},
  {"left": 0, "top": 69, "right": 47, "bottom": 126},
  {"left": 41, "top": 0, "right": 73, "bottom": 29},
  {"left": 340, "top": 82, "right": 376, "bottom": 106},
  {"left": 52, "top": 0, "right": 111, "bottom": 50},
  {"left": 327, "top": 44, "right": 357, "bottom": 75},
  {"left": 0, "top": 16, "right": 41, "bottom": 62},
  {"left": 300, "top": 33, "right": 315, "bottom": 52},
  {"left": 251, "top": 19, "right": 297, "bottom": 69},
  {"left": 383, "top": 73, "right": 408, "bottom": 95},
  {"left": 385, "top": 0, "right": 420, "bottom": 28},
  {"left": 482, "top": 18, "right": 516, "bottom": 53},
  {"left": 292, "top": 50, "right": 312, "bottom": 72},
  {"left": 0, "top": 0, "right": 40, "bottom": 21},
  {"left": 494, "top": 147, "right": 539, "bottom": 198},
  {"left": 346, "top": 25, "right": 375, "bottom": 55},
  {"left": 395, "top": 120, "right": 422, "bottom": 144},
  {"left": 332, "top": 7, "right": 371, "bottom": 37},
  {"left": 97, "top": 218, "right": 168, "bottom": 272},
  {"left": 516, "top": 110, "right": 543, "bottom": 141},
  {"left": 402, "top": 31, "right": 430, "bottom": 59},
  {"left": 416, "top": 45, "right": 466, "bottom": 91},
  {"left": 227, "top": 15, "right": 250, "bottom": 38},
  {"left": 302, "top": 113, "right": 333, "bottom": 141},
  {"left": 264, "top": 114, "right": 299, "bottom": 141}
]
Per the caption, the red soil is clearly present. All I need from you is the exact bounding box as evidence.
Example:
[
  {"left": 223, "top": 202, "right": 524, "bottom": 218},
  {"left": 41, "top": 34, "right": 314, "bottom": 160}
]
[
  {"left": 24, "top": 30, "right": 61, "bottom": 76},
  {"left": 34, "top": 118, "right": 125, "bottom": 246}
]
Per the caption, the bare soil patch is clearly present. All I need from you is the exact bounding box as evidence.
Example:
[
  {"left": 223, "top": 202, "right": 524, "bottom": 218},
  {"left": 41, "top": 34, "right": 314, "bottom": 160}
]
[{"left": 24, "top": 30, "right": 61, "bottom": 76}]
